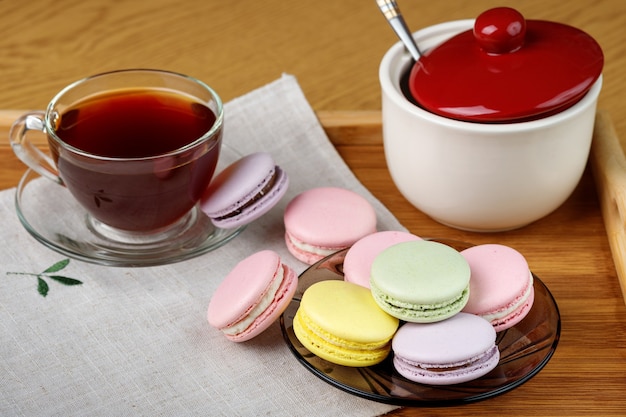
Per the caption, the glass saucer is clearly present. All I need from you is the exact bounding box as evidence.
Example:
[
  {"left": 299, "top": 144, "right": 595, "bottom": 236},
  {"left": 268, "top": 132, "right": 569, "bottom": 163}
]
[
  {"left": 14, "top": 145, "right": 245, "bottom": 267},
  {"left": 280, "top": 238, "right": 561, "bottom": 406}
]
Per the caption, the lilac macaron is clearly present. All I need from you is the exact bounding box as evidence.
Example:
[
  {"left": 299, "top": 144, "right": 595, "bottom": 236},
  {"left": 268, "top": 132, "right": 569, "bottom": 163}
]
[
  {"left": 392, "top": 313, "right": 499, "bottom": 385},
  {"left": 200, "top": 152, "right": 288, "bottom": 229}
]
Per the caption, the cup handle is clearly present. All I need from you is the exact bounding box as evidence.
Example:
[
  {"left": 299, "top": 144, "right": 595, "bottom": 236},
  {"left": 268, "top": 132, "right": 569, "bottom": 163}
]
[{"left": 9, "top": 111, "right": 63, "bottom": 185}]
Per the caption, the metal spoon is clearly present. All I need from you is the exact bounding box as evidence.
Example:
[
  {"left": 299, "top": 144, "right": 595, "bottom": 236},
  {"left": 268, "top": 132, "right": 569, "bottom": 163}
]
[{"left": 375, "top": 0, "right": 422, "bottom": 61}]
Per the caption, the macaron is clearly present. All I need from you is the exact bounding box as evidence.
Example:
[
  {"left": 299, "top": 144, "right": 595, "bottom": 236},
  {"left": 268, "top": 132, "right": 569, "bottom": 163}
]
[
  {"left": 283, "top": 187, "right": 377, "bottom": 264},
  {"left": 392, "top": 312, "right": 500, "bottom": 385},
  {"left": 201, "top": 152, "right": 288, "bottom": 229},
  {"left": 370, "top": 240, "right": 470, "bottom": 323},
  {"left": 293, "top": 280, "right": 399, "bottom": 367},
  {"left": 343, "top": 230, "right": 422, "bottom": 288},
  {"left": 461, "top": 244, "right": 535, "bottom": 332},
  {"left": 207, "top": 250, "right": 297, "bottom": 342}
]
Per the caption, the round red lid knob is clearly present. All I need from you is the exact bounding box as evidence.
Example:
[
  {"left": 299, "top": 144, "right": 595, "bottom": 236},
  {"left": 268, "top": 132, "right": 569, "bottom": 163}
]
[{"left": 474, "top": 7, "right": 527, "bottom": 54}]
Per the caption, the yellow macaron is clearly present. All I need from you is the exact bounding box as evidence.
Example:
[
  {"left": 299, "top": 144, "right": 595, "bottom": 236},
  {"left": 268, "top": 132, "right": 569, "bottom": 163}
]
[{"left": 293, "top": 280, "right": 399, "bottom": 367}]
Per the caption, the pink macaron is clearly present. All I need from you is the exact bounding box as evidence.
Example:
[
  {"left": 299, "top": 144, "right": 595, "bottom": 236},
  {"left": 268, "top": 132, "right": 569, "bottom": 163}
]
[
  {"left": 343, "top": 230, "right": 422, "bottom": 288},
  {"left": 207, "top": 250, "right": 297, "bottom": 342},
  {"left": 461, "top": 244, "right": 535, "bottom": 332},
  {"left": 201, "top": 152, "right": 288, "bottom": 229},
  {"left": 283, "top": 187, "right": 377, "bottom": 264}
]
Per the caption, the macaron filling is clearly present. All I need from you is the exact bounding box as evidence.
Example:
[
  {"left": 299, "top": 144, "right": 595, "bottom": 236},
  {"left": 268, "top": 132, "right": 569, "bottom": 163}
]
[
  {"left": 481, "top": 271, "right": 534, "bottom": 325},
  {"left": 285, "top": 232, "right": 341, "bottom": 258},
  {"left": 220, "top": 265, "right": 286, "bottom": 336},
  {"left": 394, "top": 345, "right": 499, "bottom": 379},
  {"left": 370, "top": 283, "right": 470, "bottom": 321}
]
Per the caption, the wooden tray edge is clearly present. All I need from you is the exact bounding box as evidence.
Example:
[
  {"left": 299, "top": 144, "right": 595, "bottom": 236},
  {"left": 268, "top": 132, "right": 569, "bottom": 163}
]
[{"left": 590, "top": 110, "right": 626, "bottom": 305}]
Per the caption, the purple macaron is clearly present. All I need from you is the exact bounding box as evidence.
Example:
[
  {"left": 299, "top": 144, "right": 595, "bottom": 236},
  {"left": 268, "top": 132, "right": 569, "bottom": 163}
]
[
  {"left": 392, "top": 313, "right": 499, "bottom": 385},
  {"left": 200, "top": 152, "right": 288, "bottom": 228}
]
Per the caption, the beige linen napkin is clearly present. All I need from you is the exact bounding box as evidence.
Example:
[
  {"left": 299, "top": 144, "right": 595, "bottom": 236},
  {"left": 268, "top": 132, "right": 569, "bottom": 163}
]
[{"left": 0, "top": 74, "right": 403, "bottom": 416}]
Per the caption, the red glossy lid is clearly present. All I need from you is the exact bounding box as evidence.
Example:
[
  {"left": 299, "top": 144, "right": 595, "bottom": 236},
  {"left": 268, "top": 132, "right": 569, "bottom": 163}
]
[{"left": 409, "top": 7, "right": 604, "bottom": 122}]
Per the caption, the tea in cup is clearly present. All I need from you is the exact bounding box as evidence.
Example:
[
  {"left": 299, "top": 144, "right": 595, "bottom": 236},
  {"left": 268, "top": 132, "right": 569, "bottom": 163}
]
[{"left": 10, "top": 69, "right": 223, "bottom": 243}]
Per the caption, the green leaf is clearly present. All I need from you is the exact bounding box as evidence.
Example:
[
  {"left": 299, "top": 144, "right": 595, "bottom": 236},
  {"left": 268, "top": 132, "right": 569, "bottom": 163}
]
[
  {"left": 48, "top": 275, "right": 83, "bottom": 286},
  {"left": 37, "top": 277, "right": 49, "bottom": 297},
  {"left": 42, "top": 259, "right": 70, "bottom": 274}
]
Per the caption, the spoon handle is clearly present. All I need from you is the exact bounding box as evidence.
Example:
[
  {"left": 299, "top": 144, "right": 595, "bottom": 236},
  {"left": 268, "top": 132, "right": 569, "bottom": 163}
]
[{"left": 376, "top": 0, "right": 422, "bottom": 61}]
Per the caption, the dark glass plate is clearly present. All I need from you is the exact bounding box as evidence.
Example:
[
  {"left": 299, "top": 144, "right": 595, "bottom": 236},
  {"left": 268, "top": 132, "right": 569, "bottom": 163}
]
[{"left": 280, "top": 238, "right": 561, "bottom": 406}]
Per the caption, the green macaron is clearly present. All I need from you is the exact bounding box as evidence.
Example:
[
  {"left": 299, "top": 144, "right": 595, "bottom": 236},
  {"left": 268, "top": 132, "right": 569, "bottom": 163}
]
[{"left": 370, "top": 240, "right": 470, "bottom": 323}]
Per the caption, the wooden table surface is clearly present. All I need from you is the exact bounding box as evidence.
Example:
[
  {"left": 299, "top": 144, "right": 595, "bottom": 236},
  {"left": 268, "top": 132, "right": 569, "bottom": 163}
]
[{"left": 2, "top": 1, "right": 626, "bottom": 416}]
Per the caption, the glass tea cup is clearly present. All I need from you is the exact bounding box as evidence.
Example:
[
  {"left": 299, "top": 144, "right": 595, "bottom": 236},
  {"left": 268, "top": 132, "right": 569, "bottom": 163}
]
[{"left": 10, "top": 69, "right": 224, "bottom": 244}]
